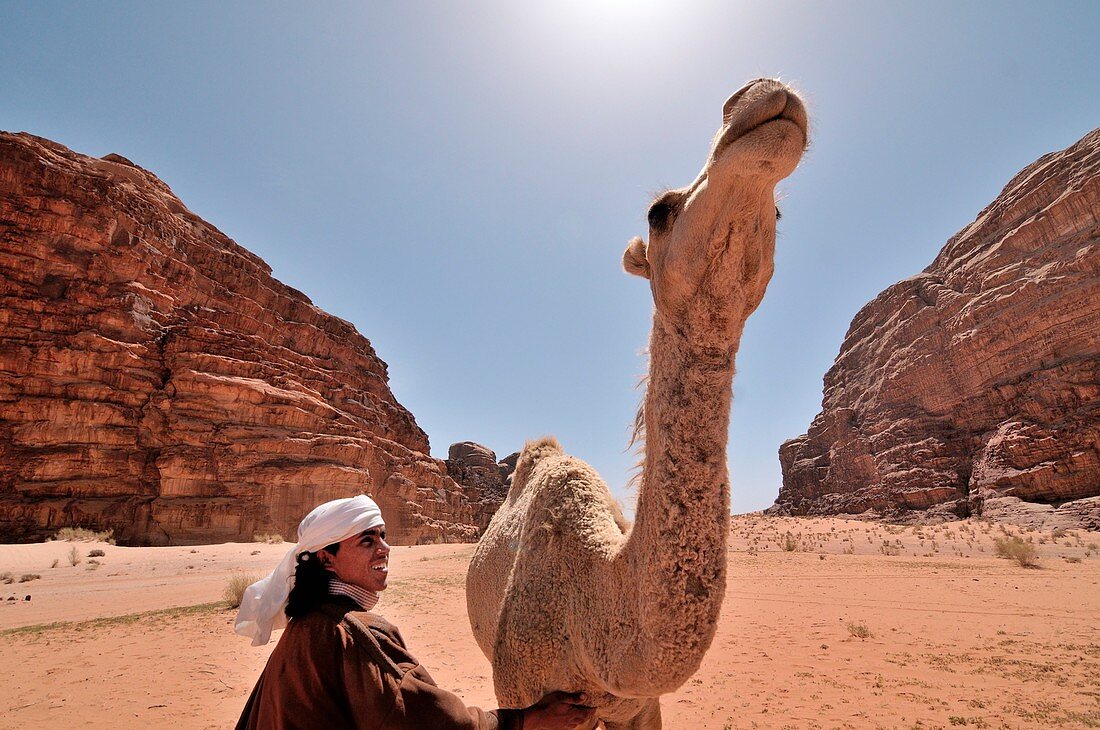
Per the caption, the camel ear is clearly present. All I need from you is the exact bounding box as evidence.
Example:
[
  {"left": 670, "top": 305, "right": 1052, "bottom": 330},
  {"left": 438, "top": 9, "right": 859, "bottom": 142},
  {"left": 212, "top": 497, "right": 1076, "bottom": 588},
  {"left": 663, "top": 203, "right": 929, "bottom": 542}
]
[{"left": 622, "top": 236, "right": 651, "bottom": 279}]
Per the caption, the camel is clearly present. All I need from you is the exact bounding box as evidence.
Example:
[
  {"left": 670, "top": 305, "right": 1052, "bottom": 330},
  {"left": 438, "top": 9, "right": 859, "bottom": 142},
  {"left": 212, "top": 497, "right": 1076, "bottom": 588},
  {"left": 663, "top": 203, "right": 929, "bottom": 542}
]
[{"left": 466, "top": 78, "right": 809, "bottom": 729}]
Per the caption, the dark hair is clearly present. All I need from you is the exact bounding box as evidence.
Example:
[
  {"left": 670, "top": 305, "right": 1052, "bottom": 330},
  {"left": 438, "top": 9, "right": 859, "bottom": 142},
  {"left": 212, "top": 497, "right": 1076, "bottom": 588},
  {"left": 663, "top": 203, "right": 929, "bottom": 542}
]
[{"left": 285, "top": 541, "right": 339, "bottom": 619}]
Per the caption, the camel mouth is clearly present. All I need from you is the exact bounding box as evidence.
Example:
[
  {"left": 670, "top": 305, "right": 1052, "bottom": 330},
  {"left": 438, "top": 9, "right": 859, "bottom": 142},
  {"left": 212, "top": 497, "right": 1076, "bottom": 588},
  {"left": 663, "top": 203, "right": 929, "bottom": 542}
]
[
  {"left": 741, "top": 111, "right": 807, "bottom": 144},
  {"left": 715, "top": 82, "right": 809, "bottom": 155}
]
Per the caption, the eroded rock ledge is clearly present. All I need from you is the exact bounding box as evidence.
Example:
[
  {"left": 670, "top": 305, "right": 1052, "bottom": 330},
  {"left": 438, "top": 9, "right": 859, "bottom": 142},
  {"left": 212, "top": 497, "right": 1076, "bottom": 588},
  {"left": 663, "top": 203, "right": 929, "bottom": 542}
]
[
  {"left": 773, "top": 128, "right": 1100, "bottom": 530},
  {"left": 0, "top": 132, "right": 504, "bottom": 544}
]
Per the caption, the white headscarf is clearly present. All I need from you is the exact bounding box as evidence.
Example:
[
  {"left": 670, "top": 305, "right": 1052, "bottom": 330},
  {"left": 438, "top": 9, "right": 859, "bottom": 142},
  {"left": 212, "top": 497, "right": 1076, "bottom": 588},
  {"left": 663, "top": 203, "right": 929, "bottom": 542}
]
[{"left": 234, "top": 494, "right": 385, "bottom": 646}]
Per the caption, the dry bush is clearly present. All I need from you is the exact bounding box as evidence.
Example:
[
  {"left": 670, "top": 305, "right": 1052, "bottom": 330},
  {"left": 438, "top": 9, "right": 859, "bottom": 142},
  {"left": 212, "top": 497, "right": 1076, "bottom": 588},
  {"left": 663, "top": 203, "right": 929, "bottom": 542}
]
[
  {"left": 252, "top": 534, "right": 285, "bottom": 544},
  {"left": 54, "top": 527, "right": 115, "bottom": 543},
  {"left": 0, "top": 572, "right": 13, "bottom": 584},
  {"left": 846, "top": 622, "right": 872, "bottom": 639},
  {"left": 779, "top": 531, "right": 807, "bottom": 552},
  {"left": 19, "top": 573, "right": 41, "bottom": 583},
  {"left": 67, "top": 546, "right": 81, "bottom": 566},
  {"left": 993, "top": 536, "right": 1039, "bottom": 567},
  {"left": 879, "top": 541, "right": 901, "bottom": 556},
  {"left": 224, "top": 572, "right": 261, "bottom": 608},
  {"left": 87, "top": 548, "right": 105, "bottom": 558}
]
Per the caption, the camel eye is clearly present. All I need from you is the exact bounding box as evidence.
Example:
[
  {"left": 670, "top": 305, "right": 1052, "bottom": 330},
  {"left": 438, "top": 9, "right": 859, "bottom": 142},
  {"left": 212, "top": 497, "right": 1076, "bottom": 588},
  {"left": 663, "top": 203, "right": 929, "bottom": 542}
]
[
  {"left": 647, "top": 201, "right": 671, "bottom": 229},
  {"left": 648, "top": 190, "right": 684, "bottom": 230}
]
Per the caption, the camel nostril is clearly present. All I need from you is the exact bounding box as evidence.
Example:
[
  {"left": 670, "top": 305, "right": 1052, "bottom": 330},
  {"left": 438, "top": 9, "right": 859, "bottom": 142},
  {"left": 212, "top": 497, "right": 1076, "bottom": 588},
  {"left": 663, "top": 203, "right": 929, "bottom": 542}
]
[{"left": 723, "top": 78, "right": 784, "bottom": 122}]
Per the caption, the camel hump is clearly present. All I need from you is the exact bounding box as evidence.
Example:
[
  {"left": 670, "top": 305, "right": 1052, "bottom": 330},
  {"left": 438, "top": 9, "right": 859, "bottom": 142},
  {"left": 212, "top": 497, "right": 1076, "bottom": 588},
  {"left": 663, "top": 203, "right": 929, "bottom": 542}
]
[
  {"left": 524, "top": 435, "right": 562, "bottom": 454},
  {"left": 508, "top": 436, "right": 564, "bottom": 498}
]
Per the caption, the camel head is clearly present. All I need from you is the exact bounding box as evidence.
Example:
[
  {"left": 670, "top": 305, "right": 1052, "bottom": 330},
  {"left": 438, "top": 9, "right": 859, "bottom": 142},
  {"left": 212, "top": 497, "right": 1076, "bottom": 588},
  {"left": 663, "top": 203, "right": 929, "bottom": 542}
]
[{"left": 622, "top": 78, "right": 808, "bottom": 323}]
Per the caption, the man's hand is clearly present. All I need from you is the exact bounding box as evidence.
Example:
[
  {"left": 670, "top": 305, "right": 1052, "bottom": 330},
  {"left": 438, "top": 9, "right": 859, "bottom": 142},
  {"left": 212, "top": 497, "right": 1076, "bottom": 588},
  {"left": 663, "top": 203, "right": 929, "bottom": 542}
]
[{"left": 521, "top": 691, "right": 596, "bottom": 730}]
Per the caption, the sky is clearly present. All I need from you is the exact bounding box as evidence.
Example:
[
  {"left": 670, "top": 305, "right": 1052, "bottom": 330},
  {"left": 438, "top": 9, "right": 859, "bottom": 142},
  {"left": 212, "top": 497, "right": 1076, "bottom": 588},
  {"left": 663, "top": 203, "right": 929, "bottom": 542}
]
[{"left": 2, "top": 1, "right": 1098, "bottom": 516}]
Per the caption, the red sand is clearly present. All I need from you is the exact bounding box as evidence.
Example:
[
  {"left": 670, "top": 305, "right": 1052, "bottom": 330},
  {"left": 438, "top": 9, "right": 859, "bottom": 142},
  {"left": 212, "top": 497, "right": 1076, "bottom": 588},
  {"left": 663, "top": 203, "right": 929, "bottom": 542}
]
[{"left": 1, "top": 516, "right": 1098, "bottom": 729}]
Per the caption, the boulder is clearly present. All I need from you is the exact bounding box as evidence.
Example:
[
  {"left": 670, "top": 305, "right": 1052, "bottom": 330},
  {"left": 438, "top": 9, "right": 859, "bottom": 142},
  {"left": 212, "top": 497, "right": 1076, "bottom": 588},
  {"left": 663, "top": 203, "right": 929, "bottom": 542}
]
[
  {"left": 774, "top": 128, "right": 1100, "bottom": 529},
  {"left": 445, "top": 441, "right": 513, "bottom": 503}
]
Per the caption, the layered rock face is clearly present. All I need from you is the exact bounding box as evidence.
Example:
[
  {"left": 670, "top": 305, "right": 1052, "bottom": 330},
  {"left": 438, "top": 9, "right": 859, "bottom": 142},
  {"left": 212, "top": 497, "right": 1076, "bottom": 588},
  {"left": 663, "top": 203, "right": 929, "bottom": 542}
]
[
  {"left": 775, "top": 128, "right": 1100, "bottom": 529},
  {"left": 0, "top": 132, "right": 502, "bottom": 545}
]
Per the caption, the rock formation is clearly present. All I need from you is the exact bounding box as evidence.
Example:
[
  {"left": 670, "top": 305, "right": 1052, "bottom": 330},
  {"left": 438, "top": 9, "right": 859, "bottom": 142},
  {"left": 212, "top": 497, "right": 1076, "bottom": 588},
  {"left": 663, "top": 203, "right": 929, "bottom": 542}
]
[
  {"left": 775, "top": 128, "right": 1100, "bottom": 530},
  {"left": 445, "top": 441, "right": 515, "bottom": 504},
  {"left": 0, "top": 131, "right": 502, "bottom": 545}
]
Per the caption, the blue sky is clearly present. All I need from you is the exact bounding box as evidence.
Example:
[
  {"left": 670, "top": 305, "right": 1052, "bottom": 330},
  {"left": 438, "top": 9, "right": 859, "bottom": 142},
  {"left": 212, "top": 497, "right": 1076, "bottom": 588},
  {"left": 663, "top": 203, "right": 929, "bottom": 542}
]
[{"left": 3, "top": 1, "right": 1098, "bottom": 515}]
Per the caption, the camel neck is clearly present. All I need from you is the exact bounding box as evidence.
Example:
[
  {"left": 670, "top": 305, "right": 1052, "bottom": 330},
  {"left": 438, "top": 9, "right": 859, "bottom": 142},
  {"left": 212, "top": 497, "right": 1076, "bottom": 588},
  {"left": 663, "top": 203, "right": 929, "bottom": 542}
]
[{"left": 626, "top": 304, "right": 737, "bottom": 600}]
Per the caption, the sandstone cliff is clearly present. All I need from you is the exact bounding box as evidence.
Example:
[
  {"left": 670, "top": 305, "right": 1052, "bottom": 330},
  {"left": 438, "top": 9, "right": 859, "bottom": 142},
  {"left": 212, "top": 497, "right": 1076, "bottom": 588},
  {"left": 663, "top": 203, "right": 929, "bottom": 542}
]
[
  {"left": 775, "top": 128, "right": 1100, "bottom": 529},
  {"left": 0, "top": 132, "right": 502, "bottom": 545}
]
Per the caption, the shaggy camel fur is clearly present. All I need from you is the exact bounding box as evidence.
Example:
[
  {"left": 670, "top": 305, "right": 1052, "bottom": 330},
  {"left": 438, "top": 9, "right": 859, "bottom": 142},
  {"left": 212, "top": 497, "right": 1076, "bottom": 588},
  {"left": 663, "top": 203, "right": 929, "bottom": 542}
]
[{"left": 466, "top": 78, "right": 809, "bottom": 729}]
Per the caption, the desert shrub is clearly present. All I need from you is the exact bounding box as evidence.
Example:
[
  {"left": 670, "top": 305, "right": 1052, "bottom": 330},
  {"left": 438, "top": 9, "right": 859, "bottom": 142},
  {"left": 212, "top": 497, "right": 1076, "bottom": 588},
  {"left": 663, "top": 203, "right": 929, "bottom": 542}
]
[
  {"left": 224, "top": 572, "right": 260, "bottom": 608},
  {"left": 19, "top": 573, "right": 41, "bottom": 583},
  {"left": 0, "top": 572, "right": 13, "bottom": 584},
  {"left": 1051, "top": 527, "right": 1067, "bottom": 538},
  {"left": 67, "top": 546, "right": 82, "bottom": 566},
  {"left": 993, "top": 536, "right": 1039, "bottom": 567},
  {"left": 252, "top": 534, "right": 284, "bottom": 544},
  {"left": 847, "top": 622, "right": 872, "bottom": 639},
  {"left": 54, "top": 527, "right": 115, "bottom": 543},
  {"left": 87, "top": 549, "right": 105, "bottom": 558},
  {"left": 50, "top": 559, "right": 59, "bottom": 569},
  {"left": 1064, "top": 556, "right": 1082, "bottom": 564}
]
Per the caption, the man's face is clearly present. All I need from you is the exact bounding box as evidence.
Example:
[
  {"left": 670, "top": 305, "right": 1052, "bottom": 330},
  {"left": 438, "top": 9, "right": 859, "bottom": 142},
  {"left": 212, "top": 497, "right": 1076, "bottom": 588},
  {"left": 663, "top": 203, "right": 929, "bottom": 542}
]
[{"left": 320, "top": 526, "right": 390, "bottom": 592}]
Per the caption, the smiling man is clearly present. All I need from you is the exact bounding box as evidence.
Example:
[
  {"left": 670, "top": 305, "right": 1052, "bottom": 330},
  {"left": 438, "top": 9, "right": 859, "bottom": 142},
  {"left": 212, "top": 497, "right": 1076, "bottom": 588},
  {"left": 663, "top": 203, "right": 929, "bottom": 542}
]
[{"left": 233, "top": 495, "right": 593, "bottom": 730}]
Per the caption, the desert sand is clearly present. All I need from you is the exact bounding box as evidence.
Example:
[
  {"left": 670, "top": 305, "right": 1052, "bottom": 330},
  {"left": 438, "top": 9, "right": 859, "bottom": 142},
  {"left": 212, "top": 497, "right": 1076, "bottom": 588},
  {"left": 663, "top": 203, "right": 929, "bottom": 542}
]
[{"left": 1, "top": 516, "right": 1097, "bottom": 729}]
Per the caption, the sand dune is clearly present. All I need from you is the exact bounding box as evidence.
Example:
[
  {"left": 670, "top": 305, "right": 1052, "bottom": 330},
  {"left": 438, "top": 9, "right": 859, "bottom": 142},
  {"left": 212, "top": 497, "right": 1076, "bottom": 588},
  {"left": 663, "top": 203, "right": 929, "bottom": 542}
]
[{"left": 1, "top": 516, "right": 1098, "bottom": 729}]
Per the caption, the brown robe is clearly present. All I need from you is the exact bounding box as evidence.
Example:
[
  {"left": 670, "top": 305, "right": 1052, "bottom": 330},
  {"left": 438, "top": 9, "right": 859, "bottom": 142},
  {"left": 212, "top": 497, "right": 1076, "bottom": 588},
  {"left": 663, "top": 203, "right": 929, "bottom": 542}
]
[{"left": 237, "top": 597, "right": 521, "bottom": 729}]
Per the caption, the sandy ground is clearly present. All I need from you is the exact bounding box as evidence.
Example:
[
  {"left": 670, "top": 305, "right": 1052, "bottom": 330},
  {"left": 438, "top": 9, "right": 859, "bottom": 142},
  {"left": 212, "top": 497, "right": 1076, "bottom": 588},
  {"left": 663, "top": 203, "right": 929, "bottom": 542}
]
[{"left": 1, "top": 516, "right": 1098, "bottom": 729}]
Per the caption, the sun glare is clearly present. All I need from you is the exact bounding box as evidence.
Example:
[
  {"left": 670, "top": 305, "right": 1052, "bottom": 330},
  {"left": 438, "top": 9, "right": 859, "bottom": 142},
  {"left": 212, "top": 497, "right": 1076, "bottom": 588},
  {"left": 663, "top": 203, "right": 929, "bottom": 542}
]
[{"left": 558, "top": 0, "right": 673, "bottom": 31}]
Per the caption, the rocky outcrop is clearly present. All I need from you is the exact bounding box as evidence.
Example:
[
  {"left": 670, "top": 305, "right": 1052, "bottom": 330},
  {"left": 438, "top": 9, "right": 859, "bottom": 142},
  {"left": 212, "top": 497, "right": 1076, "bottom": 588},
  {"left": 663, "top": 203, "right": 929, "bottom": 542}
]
[
  {"left": 774, "top": 128, "right": 1100, "bottom": 530},
  {"left": 0, "top": 132, "right": 503, "bottom": 545},
  {"left": 444, "top": 441, "right": 516, "bottom": 504}
]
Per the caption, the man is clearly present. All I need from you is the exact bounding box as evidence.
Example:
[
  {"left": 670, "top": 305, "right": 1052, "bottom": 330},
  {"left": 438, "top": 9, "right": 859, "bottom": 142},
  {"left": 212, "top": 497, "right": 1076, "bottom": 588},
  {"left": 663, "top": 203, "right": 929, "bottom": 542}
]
[{"left": 235, "top": 495, "right": 593, "bottom": 729}]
